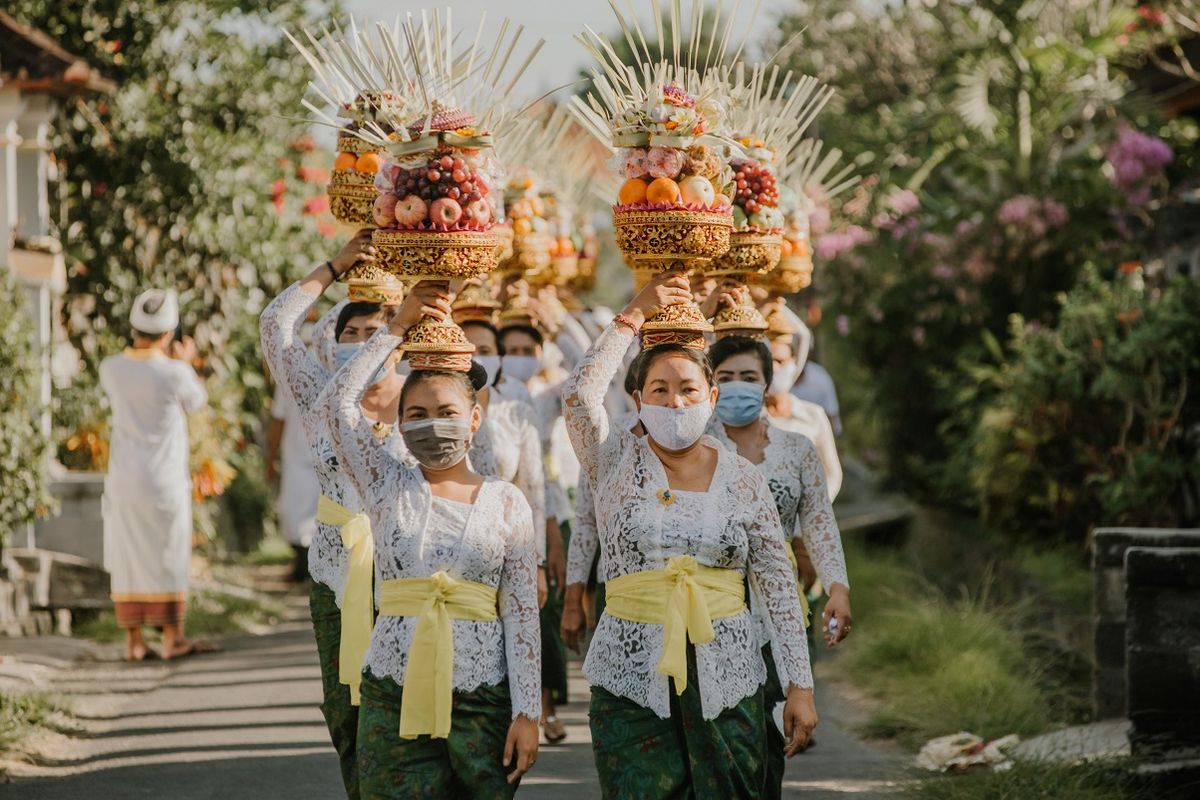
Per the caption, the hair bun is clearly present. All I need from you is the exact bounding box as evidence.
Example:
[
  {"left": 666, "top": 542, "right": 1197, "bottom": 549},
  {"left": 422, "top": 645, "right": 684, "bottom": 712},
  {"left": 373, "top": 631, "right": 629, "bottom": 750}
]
[{"left": 466, "top": 360, "right": 489, "bottom": 392}]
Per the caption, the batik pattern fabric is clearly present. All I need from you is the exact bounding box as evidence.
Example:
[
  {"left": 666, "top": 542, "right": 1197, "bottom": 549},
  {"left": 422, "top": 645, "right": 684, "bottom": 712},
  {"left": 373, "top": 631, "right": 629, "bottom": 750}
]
[
  {"left": 541, "top": 523, "right": 569, "bottom": 705},
  {"left": 311, "top": 581, "right": 360, "bottom": 800},
  {"left": 260, "top": 282, "right": 405, "bottom": 606},
  {"left": 562, "top": 322, "right": 812, "bottom": 721},
  {"left": 357, "top": 672, "right": 518, "bottom": 799},
  {"left": 590, "top": 646, "right": 766, "bottom": 799},
  {"left": 322, "top": 329, "right": 542, "bottom": 723}
]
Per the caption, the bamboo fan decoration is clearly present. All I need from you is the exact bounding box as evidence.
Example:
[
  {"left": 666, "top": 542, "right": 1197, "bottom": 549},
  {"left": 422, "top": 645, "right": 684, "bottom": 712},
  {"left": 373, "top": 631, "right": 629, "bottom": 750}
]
[
  {"left": 571, "top": 0, "right": 766, "bottom": 349},
  {"left": 754, "top": 137, "right": 858, "bottom": 296},
  {"left": 286, "top": 18, "right": 420, "bottom": 293},
  {"left": 710, "top": 61, "right": 835, "bottom": 338},
  {"left": 304, "top": 10, "right": 544, "bottom": 372}
]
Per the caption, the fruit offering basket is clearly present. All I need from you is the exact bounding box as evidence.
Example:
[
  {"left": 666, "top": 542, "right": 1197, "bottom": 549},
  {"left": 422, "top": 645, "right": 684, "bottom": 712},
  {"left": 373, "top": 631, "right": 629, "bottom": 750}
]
[
  {"left": 451, "top": 278, "right": 501, "bottom": 326},
  {"left": 755, "top": 186, "right": 813, "bottom": 296},
  {"left": 327, "top": 90, "right": 405, "bottom": 227},
  {"left": 498, "top": 171, "right": 553, "bottom": 279}
]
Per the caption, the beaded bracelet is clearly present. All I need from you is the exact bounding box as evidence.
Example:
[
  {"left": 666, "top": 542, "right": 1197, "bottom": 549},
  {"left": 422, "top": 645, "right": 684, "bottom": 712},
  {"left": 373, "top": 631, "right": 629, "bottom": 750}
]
[
  {"left": 614, "top": 313, "right": 641, "bottom": 334},
  {"left": 324, "top": 261, "right": 338, "bottom": 281}
]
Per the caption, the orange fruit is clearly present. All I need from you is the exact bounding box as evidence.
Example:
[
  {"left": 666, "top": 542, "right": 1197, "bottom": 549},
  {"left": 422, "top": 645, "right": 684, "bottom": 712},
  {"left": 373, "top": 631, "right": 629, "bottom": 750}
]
[
  {"left": 618, "top": 178, "right": 648, "bottom": 205},
  {"left": 558, "top": 236, "right": 574, "bottom": 254},
  {"left": 513, "top": 218, "right": 533, "bottom": 235},
  {"left": 646, "top": 177, "right": 681, "bottom": 205},
  {"left": 334, "top": 152, "right": 357, "bottom": 171},
  {"left": 780, "top": 238, "right": 795, "bottom": 257},
  {"left": 355, "top": 152, "right": 381, "bottom": 173},
  {"left": 547, "top": 238, "right": 561, "bottom": 256}
]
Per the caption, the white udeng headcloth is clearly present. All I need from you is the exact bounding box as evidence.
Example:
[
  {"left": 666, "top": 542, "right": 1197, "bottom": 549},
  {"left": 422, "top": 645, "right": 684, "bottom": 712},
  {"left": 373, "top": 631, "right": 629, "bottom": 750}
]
[{"left": 130, "top": 289, "right": 179, "bottom": 335}]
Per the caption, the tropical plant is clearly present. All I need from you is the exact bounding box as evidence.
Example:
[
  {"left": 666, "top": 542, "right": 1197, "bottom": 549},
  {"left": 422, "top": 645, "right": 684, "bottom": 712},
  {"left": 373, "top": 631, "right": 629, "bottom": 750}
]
[
  {"left": 772, "top": 0, "right": 1198, "bottom": 513},
  {"left": 7, "top": 0, "right": 344, "bottom": 550},
  {"left": 0, "top": 270, "right": 52, "bottom": 544}
]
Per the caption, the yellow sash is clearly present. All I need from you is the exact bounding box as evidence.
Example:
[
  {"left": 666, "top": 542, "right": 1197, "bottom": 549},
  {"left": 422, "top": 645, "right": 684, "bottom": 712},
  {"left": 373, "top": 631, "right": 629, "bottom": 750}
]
[
  {"left": 316, "top": 495, "right": 374, "bottom": 706},
  {"left": 783, "top": 544, "right": 812, "bottom": 624},
  {"left": 378, "top": 572, "right": 499, "bottom": 739},
  {"left": 604, "top": 555, "right": 746, "bottom": 695}
]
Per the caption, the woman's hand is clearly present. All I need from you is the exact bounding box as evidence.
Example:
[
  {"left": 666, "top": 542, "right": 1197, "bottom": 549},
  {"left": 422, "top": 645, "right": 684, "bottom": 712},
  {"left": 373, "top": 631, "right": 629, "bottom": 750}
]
[
  {"left": 536, "top": 566, "right": 549, "bottom": 609},
  {"left": 331, "top": 228, "right": 377, "bottom": 276},
  {"left": 561, "top": 584, "right": 587, "bottom": 653},
  {"left": 390, "top": 280, "right": 452, "bottom": 336},
  {"left": 698, "top": 279, "right": 745, "bottom": 319},
  {"left": 783, "top": 686, "right": 818, "bottom": 757},
  {"left": 545, "top": 520, "right": 566, "bottom": 601},
  {"left": 822, "top": 584, "right": 853, "bottom": 646},
  {"left": 504, "top": 715, "right": 539, "bottom": 783},
  {"left": 620, "top": 271, "right": 692, "bottom": 328}
]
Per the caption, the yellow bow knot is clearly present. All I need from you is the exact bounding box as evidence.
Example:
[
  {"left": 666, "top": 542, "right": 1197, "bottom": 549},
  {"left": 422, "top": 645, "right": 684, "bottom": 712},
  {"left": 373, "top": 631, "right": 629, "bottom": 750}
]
[
  {"left": 605, "top": 555, "right": 746, "bottom": 695},
  {"left": 316, "top": 495, "right": 374, "bottom": 706},
  {"left": 379, "top": 574, "right": 498, "bottom": 739}
]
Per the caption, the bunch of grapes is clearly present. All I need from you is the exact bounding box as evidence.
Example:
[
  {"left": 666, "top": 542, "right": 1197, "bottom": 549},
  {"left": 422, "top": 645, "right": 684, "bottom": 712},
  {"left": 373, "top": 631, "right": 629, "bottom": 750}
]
[
  {"left": 732, "top": 159, "right": 778, "bottom": 214},
  {"left": 395, "top": 152, "right": 489, "bottom": 206}
]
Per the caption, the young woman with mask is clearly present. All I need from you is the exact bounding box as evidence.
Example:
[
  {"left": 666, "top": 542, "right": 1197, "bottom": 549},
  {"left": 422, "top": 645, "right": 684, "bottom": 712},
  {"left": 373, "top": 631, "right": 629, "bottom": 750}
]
[
  {"left": 324, "top": 282, "right": 541, "bottom": 797},
  {"left": 258, "top": 229, "right": 405, "bottom": 799},
  {"left": 707, "top": 334, "right": 853, "bottom": 799},
  {"left": 498, "top": 320, "right": 573, "bottom": 743},
  {"left": 562, "top": 271, "right": 817, "bottom": 797}
]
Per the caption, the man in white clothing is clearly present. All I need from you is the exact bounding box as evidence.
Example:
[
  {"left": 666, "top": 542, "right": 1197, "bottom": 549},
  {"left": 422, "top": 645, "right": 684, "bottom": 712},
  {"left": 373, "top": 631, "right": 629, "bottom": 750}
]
[{"left": 100, "top": 289, "right": 210, "bottom": 661}]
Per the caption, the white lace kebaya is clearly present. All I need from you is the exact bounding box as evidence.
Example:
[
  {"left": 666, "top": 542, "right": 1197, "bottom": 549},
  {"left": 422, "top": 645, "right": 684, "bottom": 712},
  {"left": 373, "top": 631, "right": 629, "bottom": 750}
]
[
  {"left": 769, "top": 395, "right": 843, "bottom": 501},
  {"left": 322, "top": 329, "right": 542, "bottom": 722},
  {"left": 707, "top": 418, "right": 849, "bottom": 590},
  {"left": 562, "top": 323, "right": 813, "bottom": 720},
  {"left": 469, "top": 391, "right": 548, "bottom": 561},
  {"left": 259, "top": 282, "right": 405, "bottom": 606}
]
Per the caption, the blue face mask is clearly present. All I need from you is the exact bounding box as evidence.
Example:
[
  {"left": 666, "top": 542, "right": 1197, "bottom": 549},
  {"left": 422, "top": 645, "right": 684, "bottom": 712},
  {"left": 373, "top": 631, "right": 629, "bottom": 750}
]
[
  {"left": 334, "top": 342, "right": 390, "bottom": 385},
  {"left": 715, "top": 380, "right": 765, "bottom": 427}
]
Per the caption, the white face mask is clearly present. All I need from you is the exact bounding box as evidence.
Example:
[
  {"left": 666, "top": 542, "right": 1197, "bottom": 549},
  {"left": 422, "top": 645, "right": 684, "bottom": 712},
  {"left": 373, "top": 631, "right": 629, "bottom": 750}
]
[
  {"left": 770, "top": 361, "right": 799, "bottom": 395},
  {"left": 501, "top": 354, "right": 540, "bottom": 384},
  {"left": 334, "top": 342, "right": 390, "bottom": 385},
  {"left": 474, "top": 355, "right": 501, "bottom": 388},
  {"left": 637, "top": 400, "right": 712, "bottom": 451}
]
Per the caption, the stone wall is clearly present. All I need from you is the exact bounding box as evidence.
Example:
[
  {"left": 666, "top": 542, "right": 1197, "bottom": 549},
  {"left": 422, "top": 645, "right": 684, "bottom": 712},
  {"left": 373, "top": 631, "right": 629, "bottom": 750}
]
[
  {"left": 1092, "top": 527, "right": 1200, "bottom": 719},
  {"left": 1126, "top": 546, "right": 1200, "bottom": 760}
]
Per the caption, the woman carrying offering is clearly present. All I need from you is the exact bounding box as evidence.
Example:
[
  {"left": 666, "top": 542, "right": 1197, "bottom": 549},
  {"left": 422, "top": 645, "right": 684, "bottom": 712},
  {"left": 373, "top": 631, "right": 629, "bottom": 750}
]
[
  {"left": 259, "top": 230, "right": 405, "bottom": 799},
  {"left": 562, "top": 271, "right": 818, "bottom": 798},
  {"left": 707, "top": 333, "right": 854, "bottom": 798},
  {"left": 324, "top": 282, "right": 540, "bottom": 798}
]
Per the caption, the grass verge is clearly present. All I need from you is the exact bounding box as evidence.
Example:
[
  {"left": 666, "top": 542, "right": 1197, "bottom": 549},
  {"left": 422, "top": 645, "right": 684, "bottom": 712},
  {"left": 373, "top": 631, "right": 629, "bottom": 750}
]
[
  {"left": 0, "top": 688, "right": 72, "bottom": 750},
  {"left": 905, "top": 759, "right": 1150, "bottom": 800},
  {"left": 831, "top": 533, "right": 1085, "bottom": 749}
]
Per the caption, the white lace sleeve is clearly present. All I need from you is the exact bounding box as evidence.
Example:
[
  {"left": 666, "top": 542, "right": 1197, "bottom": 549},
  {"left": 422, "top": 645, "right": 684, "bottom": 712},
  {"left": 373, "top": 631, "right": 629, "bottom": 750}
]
[
  {"left": 313, "top": 298, "right": 347, "bottom": 373},
  {"left": 260, "top": 282, "right": 328, "bottom": 443},
  {"left": 498, "top": 486, "right": 543, "bottom": 720},
  {"left": 566, "top": 475, "right": 598, "bottom": 586},
  {"left": 744, "top": 468, "right": 813, "bottom": 690},
  {"left": 321, "top": 328, "right": 408, "bottom": 509},
  {"left": 511, "top": 401, "right": 548, "bottom": 560},
  {"left": 810, "top": 409, "right": 842, "bottom": 501},
  {"left": 795, "top": 439, "right": 850, "bottom": 590},
  {"left": 562, "top": 322, "right": 634, "bottom": 488}
]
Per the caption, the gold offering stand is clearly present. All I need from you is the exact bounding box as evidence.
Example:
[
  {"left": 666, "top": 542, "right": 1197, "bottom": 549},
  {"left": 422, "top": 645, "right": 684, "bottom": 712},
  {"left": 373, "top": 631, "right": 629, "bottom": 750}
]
[
  {"left": 451, "top": 279, "right": 501, "bottom": 326},
  {"left": 706, "top": 229, "right": 782, "bottom": 339},
  {"left": 613, "top": 208, "right": 733, "bottom": 349},
  {"left": 373, "top": 229, "right": 502, "bottom": 371}
]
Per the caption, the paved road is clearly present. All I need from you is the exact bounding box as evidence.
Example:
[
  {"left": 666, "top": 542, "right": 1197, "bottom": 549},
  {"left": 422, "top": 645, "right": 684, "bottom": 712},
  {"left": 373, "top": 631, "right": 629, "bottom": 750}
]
[{"left": 4, "top": 611, "right": 908, "bottom": 799}]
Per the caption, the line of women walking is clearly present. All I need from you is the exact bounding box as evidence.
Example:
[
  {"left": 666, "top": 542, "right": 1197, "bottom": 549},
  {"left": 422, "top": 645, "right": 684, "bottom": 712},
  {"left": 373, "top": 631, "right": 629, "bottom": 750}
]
[{"left": 259, "top": 235, "right": 853, "bottom": 798}]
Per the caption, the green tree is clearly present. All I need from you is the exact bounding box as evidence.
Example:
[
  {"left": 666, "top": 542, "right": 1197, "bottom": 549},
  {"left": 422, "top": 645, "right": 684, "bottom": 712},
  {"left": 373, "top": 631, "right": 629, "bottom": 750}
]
[
  {"left": 0, "top": 272, "right": 51, "bottom": 544},
  {"left": 773, "top": 0, "right": 1198, "bottom": 521},
  {"left": 7, "top": 0, "right": 343, "bottom": 550}
]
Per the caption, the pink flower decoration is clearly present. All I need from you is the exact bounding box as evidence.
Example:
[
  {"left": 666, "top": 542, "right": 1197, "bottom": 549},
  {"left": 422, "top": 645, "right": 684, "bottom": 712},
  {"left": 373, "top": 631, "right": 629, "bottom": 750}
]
[{"left": 887, "top": 189, "right": 920, "bottom": 216}]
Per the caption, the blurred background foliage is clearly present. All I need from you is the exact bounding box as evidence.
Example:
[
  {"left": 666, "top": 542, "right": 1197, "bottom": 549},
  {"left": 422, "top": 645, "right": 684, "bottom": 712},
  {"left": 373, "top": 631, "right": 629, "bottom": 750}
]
[{"left": 8, "top": 0, "right": 346, "bottom": 553}]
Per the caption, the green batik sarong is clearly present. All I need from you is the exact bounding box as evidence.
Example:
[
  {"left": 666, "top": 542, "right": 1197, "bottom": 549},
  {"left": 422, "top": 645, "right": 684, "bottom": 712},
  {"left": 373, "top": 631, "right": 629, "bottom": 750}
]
[
  {"left": 590, "top": 645, "right": 765, "bottom": 799},
  {"left": 761, "top": 643, "right": 787, "bottom": 800},
  {"left": 357, "top": 673, "right": 518, "bottom": 799},
  {"left": 541, "top": 523, "right": 569, "bottom": 705},
  {"left": 310, "top": 581, "right": 360, "bottom": 800}
]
